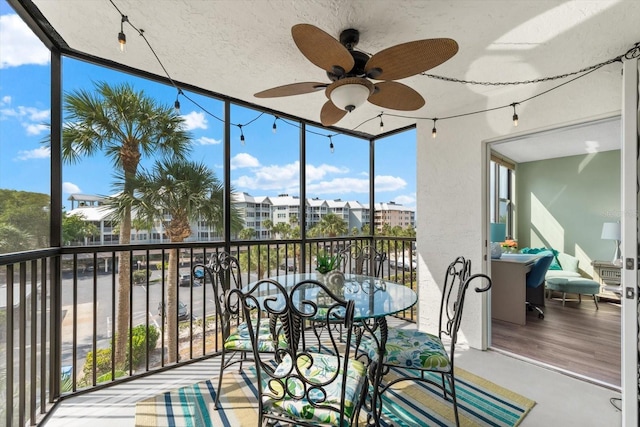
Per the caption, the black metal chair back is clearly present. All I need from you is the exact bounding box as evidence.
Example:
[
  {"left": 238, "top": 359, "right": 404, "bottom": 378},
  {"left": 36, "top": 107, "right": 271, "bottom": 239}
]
[
  {"left": 233, "top": 278, "right": 367, "bottom": 427},
  {"left": 339, "top": 244, "right": 387, "bottom": 277}
]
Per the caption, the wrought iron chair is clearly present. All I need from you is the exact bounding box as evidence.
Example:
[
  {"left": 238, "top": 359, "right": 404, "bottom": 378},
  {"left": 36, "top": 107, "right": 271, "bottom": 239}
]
[
  {"left": 338, "top": 243, "right": 387, "bottom": 277},
  {"left": 312, "top": 244, "right": 387, "bottom": 347},
  {"left": 361, "top": 256, "right": 492, "bottom": 426},
  {"left": 233, "top": 278, "right": 368, "bottom": 426},
  {"left": 191, "top": 252, "right": 284, "bottom": 409}
]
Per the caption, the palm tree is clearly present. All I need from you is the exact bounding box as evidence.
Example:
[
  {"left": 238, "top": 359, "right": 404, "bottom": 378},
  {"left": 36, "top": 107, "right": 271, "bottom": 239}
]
[
  {"left": 0, "top": 223, "right": 33, "bottom": 253},
  {"left": 58, "top": 81, "right": 191, "bottom": 366},
  {"left": 109, "top": 159, "right": 242, "bottom": 362},
  {"left": 238, "top": 244, "right": 278, "bottom": 279},
  {"left": 238, "top": 228, "right": 256, "bottom": 240},
  {"left": 315, "top": 213, "right": 348, "bottom": 237}
]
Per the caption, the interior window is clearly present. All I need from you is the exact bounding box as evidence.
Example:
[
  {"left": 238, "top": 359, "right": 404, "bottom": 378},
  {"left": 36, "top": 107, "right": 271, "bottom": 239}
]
[{"left": 490, "top": 155, "right": 515, "bottom": 239}]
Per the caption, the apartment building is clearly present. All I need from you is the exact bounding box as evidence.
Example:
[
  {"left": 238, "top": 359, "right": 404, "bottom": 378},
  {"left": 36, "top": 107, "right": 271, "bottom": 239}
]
[
  {"left": 66, "top": 193, "right": 414, "bottom": 244},
  {"left": 373, "top": 202, "right": 416, "bottom": 231}
]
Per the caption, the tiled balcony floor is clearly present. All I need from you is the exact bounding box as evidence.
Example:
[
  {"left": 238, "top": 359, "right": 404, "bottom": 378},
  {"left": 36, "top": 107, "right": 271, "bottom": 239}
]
[{"left": 41, "top": 320, "right": 621, "bottom": 426}]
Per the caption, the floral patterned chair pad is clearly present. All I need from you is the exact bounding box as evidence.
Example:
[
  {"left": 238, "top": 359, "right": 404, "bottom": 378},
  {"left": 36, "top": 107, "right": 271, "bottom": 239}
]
[
  {"left": 361, "top": 328, "right": 451, "bottom": 373},
  {"left": 225, "top": 320, "right": 287, "bottom": 352},
  {"left": 261, "top": 353, "right": 367, "bottom": 426}
]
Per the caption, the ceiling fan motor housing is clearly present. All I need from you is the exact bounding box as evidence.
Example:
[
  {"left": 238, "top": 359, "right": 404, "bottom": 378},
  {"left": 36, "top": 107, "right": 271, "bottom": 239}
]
[{"left": 326, "top": 77, "right": 374, "bottom": 112}]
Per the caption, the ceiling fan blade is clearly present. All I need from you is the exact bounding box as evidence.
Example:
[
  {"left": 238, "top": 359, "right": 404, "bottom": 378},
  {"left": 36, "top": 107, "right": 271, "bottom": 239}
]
[
  {"left": 368, "top": 81, "right": 425, "bottom": 111},
  {"left": 254, "top": 82, "right": 327, "bottom": 98},
  {"left": 365, "top": 38, "right": 458, "bottom": 80},
  {"left": 292, "top": 24, "right": 355, "bottom": 74},
  {"left": 320, "top": 100, "right": 347, "bottom": 126}
]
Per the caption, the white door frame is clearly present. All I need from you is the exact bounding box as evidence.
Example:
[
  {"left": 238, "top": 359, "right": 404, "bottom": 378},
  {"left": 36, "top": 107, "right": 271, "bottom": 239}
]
[{"left": 620, "top": 55, "right": 639, "bottom": 427}]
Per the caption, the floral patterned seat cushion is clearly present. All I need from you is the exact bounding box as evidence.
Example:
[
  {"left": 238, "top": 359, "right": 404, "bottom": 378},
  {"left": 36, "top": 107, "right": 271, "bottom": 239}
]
[
  {"left": 262, "top": 353, "right": 367, "bottom": 426},
  {"left": 361, "top": 328, "right": 451, "bottom": 373},
  {"left": 225, "top": 320, "right": 287, "bottom": 352}
]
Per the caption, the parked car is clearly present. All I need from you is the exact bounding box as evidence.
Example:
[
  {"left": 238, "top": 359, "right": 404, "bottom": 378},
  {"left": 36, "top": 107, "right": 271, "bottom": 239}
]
[
  {"left": 389, "top": 255, "right": 417, "bottom": 271},
  {"left": 280, "top": 258, "right": 297, "bottom": 272},
  {"left": 179, "top": 273, "right": 200, "bottom": 287},
  {"left": 157, "top": 301, "right": 190, "bottom": 321}
]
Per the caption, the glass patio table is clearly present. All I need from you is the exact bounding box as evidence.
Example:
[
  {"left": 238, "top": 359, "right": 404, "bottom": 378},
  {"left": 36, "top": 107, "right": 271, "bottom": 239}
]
[{"left": 245, "top": 272, "right": 418, "bottom": 426}]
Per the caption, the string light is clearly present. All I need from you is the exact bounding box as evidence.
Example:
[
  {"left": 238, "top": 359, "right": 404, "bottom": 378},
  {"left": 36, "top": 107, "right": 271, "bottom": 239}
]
[
  {"left": 174, "top": 89, "right": 183, "bottom": 113},
  {"left": 118, "top": 15, "right": 127, "bottom": 52},
  {"left": 107, "top": 3, "right": 638, "bottom": 145},
  {"left": 239, "top": 125, "right": 245, "bottom": 145},
  {"left": 329, "top": 136, "right": 334, "bottom": 153}
]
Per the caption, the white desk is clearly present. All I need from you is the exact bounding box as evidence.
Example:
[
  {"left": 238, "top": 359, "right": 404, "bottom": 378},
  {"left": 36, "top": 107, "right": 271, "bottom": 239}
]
[{"left": 491, "top": 254, "right": 542, "bottom": 325}]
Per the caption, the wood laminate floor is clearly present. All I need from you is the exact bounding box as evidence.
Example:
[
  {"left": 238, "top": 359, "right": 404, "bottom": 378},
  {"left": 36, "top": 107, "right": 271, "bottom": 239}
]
[{"left": 491, "top": 295, "right": 621, "bottom": 387}]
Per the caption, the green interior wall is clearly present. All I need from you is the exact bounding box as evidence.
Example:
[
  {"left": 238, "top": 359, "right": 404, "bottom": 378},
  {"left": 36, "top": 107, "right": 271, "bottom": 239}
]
[{"left": 515, "top": 150, "right": 620, "bottom": 276}]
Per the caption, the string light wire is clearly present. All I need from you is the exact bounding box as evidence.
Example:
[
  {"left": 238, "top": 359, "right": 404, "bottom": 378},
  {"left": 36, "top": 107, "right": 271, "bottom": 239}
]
[{"left": 108, "top": 1, "right": 638, "bottom": 146}]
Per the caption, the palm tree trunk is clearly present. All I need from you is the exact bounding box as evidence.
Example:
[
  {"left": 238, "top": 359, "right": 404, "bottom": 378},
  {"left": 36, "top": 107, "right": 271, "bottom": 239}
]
[
  {"left": 114, "top": 207, "right": 132, "bottom": 367},
  {"left": 166, "top": 248, "right": 179, "bottom": 363}
]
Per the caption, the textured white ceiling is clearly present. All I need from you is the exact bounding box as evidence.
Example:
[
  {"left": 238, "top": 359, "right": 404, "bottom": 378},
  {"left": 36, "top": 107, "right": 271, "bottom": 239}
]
[
  {"left": 490, "top": 115, "right": 621, "bottom": 163},
  {"left": 24, "top": 0, "right": 640, "bottom": 150}
]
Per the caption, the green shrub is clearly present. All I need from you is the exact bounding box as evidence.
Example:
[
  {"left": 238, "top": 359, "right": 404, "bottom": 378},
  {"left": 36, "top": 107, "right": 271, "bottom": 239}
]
[
  {"left": 129, "top": 324, "right": 160, "bottom": 368},
  {"left": 132, "top": 269, "right": 148, "bottom": 284},
  {"left": 81, "top": 324, "right": 160, "bottom": 385},
  {"left": 82, "top": 347, "right": 113, "bottom": 382},
  {"left": 95, "top": 370, "right": 127, "bottom": 383}
]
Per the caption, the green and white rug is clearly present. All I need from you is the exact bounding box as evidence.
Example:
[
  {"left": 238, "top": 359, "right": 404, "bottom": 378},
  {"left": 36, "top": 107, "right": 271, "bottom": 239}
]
[{"left": 135, "top": 366, "right": 535, "bottom": 426}]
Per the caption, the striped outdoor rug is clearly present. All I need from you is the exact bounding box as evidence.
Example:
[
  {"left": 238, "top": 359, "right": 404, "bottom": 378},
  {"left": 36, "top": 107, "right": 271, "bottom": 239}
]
[{"left": 135, "top": 365, "right": 535, "bottom": 426}]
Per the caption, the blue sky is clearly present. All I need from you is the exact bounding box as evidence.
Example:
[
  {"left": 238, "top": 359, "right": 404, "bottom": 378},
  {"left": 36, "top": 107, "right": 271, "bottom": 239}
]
[{"left": 0, "top": 1, "right": 416, "bottom": 212}]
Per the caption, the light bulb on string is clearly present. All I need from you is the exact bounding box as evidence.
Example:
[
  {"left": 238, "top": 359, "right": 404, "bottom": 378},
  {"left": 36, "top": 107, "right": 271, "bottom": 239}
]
[
  {"left": 272, "top": 116, "right": 278, "bottom": 134},
  {"left": 118, "top": 15, "right": 128, "bottom": 52},
  {"left": 512, "top": 103, "right": 519, "bottom": 127},
  {"left": 432, "top": 119, "right": 437, "bottom": 139},
  {"left": 239, "top": 125, "right": 245, "bottom": 145},
  {"left": 329, "top": 137, "right": 334, "bottom": 154},
  {"left": 174, "top": 89, "right": 182, "bottom": 113},
  {"left": 379, "top": 114, "right": 384, "bottom": 132}
]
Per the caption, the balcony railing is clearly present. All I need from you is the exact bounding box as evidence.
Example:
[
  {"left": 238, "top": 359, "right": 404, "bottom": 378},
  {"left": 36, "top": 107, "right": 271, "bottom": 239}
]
[{"left": 0, "top": 236, "right": 415, "bottom": 426}]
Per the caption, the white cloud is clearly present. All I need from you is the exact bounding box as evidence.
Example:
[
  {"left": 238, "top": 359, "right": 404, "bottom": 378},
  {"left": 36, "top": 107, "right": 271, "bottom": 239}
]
[
  {"left": 14, "top": 146, "right": 50, "bottom": 161},
  {"left": 306, "top": 163, "right": 348, "bottom": 182},
  {"left": 308, "top": 177, "right": 369, "bottom": 194},
  {"left": 229, "top": 157, "right": 407, "bottom": 199},
  {"left": 24, "top": 123, "right": 49, "bottom": 136},
  {"left": 230, "top": 153, "right": 260, "bottom": 170},
  {"left": 63, "top": 182, "right": 81, "bottom": 194},
  {"left": 180, "top": 111, "right": 207, "bottom": 130},
  {"left": 0, "top": 104, "right": 50, "bottom": 135},
  {"left": 0, "top": 14, "right": 50, "bottom": 68},
  {"left": 374, "top": 175, "right": 407, "bottom": 192},
  {"left": 236, "top": 161, "right": 300, "bottom": 190},
  {"left": 196, "top": 136, "right": 221, "bottom": 145},
  {"left": 393, "top": 194, "right": 416, "bottom": 207}
]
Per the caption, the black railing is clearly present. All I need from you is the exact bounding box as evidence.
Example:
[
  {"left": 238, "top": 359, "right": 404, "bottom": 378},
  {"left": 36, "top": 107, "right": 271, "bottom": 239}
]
[{"left": 0, "top": 236, "right": 415, "bottom": 425}]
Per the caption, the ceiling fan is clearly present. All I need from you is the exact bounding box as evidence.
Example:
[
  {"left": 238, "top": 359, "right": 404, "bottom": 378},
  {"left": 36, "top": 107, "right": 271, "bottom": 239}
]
[{"left": 254, "top": 24, "right": 458, "bottom": 127}]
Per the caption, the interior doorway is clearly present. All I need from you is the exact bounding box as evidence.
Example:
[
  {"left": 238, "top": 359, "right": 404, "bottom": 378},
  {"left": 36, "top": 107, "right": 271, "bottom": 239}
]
[{"left": 486, "top": 115, "right": 622, "bottom": 388}]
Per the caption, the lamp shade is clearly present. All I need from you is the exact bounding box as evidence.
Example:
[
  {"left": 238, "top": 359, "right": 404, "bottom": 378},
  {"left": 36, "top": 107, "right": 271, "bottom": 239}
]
[
  {"left": 601, "top": 222, "right": 621, "bottom": 240},
  {"left": 490, "top": 222, "right": 506, "bottom": 242},
  {"left": 326, "top": 77, "right": 374, "bottom": 112}
]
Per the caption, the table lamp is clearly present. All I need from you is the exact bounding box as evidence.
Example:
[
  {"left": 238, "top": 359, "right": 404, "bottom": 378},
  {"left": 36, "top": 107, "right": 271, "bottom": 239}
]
[
  {"left": 490, "top": 223, "right": 506, "bottom": 259},
  {"left": 601, "top": 222, "right": 621, "bottom": 265}
]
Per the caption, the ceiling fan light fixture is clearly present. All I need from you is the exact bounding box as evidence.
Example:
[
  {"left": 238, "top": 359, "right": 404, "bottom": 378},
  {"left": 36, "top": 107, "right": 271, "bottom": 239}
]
[{"left": 326, "top": 77, "right": 374, "bottom": 112}]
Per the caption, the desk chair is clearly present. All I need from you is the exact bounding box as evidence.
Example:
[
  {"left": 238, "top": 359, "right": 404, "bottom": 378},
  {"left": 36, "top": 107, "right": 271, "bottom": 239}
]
[
  {"left": 525, "top": 253, "right": 555, "bottom": 319},
  {"left": 235, "top": 278, "right": 368, "bottom": 426}
]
